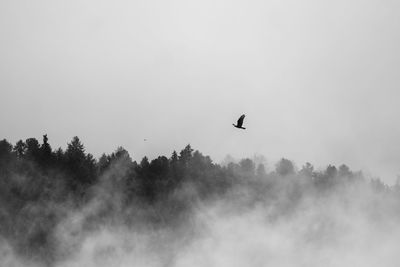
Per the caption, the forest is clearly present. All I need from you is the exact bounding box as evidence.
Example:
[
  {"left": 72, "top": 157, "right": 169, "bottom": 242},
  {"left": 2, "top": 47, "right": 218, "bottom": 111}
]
[{"left": 0, "top": 135, "right": 399, "bottom": 267}]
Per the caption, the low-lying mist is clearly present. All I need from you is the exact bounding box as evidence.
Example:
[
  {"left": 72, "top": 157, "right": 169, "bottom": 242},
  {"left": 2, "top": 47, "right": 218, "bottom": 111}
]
[{"left": 1, "top": 136, "right": 400, "bottom": 267}]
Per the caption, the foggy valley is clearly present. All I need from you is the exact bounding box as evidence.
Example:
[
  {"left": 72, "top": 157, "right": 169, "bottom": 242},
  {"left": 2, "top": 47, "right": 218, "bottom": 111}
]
[
  {"left": 2, "top": 1, "right": 400, "bottom": 265},
  {"left": 1, "top": 136, "right": 400, "bottom": 267}
]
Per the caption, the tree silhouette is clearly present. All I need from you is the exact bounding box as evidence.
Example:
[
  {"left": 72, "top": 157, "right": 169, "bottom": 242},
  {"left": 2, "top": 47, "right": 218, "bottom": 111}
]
[
  {"left": 25, "top": 138, "right": 40, "bottom": 161},
  {"left": 275, "top": 158, "right": 295, "bottom": 176},
  {"left": 299, "top": 162, "right": 314, "bottom": 180},
  {"left": 65, "top": 136, "right": 96, "bottom": 193},
  {"left": 179, "top": 144, "right": 193, "bottom": 168},
  {"left": 0, "top": 139, "right": 13, "bottom": 177},
  {"left": 14, "top": 140, "right": 27, "bottom": 158},
  {"left": 239, "top": 158, "right": 255, "bottom": 178},
  {"left": 0, "top": 139, "right": 12, "bottom": 160},
  {"left": 256, "top": 163, "right": 267, "bottom": 178}
]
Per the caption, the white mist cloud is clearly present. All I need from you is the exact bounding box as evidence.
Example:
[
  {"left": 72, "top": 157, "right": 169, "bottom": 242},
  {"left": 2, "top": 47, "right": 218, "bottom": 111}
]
[{"left": 37, "top": 181, "right": 400, "bottom": 267}]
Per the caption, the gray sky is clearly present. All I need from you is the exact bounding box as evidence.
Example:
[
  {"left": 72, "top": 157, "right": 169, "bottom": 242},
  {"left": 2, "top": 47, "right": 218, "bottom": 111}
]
[{"left": 1, "top": 0, "right": 400, "bottom": 183}]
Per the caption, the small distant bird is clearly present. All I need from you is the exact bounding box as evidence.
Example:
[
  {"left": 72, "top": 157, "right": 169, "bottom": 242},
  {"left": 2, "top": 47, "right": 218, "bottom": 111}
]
[{"left": 233, "top": 114, "right": 246, "bottom": 129}]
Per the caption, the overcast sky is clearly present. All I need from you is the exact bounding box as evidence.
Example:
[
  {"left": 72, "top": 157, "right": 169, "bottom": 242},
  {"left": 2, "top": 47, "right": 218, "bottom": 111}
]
[{"left": 1, "top": 0, "right": 399, "bottom": 183}]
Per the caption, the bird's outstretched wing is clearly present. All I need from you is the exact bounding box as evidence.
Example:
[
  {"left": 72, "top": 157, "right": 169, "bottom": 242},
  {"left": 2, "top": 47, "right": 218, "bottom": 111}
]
[{"left": 237, "top": 114, "right": 245, "bottom": 127}]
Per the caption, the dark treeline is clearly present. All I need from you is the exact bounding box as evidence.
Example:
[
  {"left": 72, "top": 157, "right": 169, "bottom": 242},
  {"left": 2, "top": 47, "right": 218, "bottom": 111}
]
[{"left": 0, "top": 135, "right": 398, "bottom": 266}]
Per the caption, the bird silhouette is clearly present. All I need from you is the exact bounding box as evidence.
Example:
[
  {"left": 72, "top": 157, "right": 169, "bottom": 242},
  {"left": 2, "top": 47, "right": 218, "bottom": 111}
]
[{"left": 233, "top": 114, "right": 246, "bottom": 129}]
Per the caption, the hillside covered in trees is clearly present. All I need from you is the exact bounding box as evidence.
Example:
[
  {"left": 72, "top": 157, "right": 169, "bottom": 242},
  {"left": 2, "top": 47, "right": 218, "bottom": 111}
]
[{"left": 0, "top": 135, "right": 399, "bottom": 267}]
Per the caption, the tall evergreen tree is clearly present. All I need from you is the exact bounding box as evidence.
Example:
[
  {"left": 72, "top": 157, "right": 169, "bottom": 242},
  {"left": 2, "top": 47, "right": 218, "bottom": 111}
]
[{"left": 13, "top": 140, "right": 27, "bottom": 158}]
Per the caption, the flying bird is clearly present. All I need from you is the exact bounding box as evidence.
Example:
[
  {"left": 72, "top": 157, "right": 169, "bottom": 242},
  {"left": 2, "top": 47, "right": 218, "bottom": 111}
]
[{"left": 233, "top": 114, "right": 246, "bottom": 129}]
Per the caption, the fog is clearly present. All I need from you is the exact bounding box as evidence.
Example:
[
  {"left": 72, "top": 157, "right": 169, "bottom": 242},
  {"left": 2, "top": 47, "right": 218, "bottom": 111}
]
[
  {"left": 57, "top": 186, "right": 400, "bottom": 267},
  {"left": 1, "top": 137, "right": 400, "bottom": 267}
]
